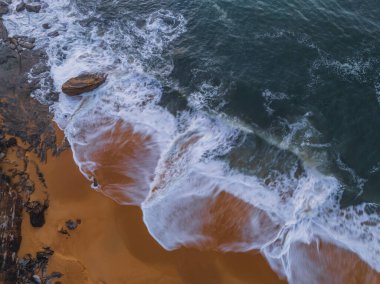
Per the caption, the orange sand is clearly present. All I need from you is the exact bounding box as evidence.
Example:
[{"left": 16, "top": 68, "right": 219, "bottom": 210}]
[{"left": 19, "top": 138, "right": 285, "bottom": 284}]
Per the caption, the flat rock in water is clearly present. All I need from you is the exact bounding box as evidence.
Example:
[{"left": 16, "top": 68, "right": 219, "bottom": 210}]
[
  {"left": 25, "top": 3, "right": 41, "bottom": 13},
  {"left": 47, "top": 30, "right": 59, "bottom": 37},
  {"left": 62, "top": 73, "right": 107, "bottom": 96}
]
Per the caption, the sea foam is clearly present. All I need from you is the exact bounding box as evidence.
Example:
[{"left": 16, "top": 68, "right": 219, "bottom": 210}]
[{"left": 4, "top": 1, "right": 380, "bottom": 282}]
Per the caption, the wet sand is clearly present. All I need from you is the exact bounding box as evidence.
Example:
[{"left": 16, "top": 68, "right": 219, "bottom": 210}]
[{"left": 18, "top": 129, "right": 285, "bottom": 284}]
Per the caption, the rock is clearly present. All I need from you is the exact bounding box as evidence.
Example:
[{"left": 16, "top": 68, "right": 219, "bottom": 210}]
[
  {"left": 47, "top": 272, "right": 63, "bottom": 280},
  {"left": 9, "top": 37, "right": 18, "bottom": 45},
  {"left": 16, "top": 36, "right": 36, "bottom": 44},
  {"left": 62, "top": 73, "right": 107, "bottom": 96},
  {"left": 25, "top": 200, "right": 49, "bottom": 227},
  {"left": 31, "top": 275, "right": 42, "bottom": 284},
  {"left": 0, "top": 152, "right": 5, "bottom": 160},
  {"left": 0, "top": 20, "right": 8, "bottom": 41},
  {"left": 0, "top": 1, "right": 9, "bottom": 15},
  {"left": 47, "top": 30, "right": 59, "bottom": 37},
  {"left": 6, "top": 137, "right": 17, "bottom": 147},
  {"left": 65, "top": 219, "right": 81, "bottom": 230},
  {"left": 16, "top": 2, "right": 25, "bottom": 12},
  {"left": 42, "top": 23, "right": 51, "bottom": 29},
  {"left": 18, "top": 40, "right": 35, "bottom": 50},
  {"left": 17, "top": 247, "right": 55, "bottom": 282},
  {"left": 58, "top": 227, "right": 69, "bottom": 235},
  {"left": 25, "top": 3, "right": 41, "bottom": 13}
]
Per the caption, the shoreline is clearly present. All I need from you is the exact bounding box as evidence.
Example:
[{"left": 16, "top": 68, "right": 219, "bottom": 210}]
[
  {"left": 20, "top": 130, "right": 286, "bottom": 284},
  {"left": 1, "top": 1, "right": 380, "bottom": 283}
]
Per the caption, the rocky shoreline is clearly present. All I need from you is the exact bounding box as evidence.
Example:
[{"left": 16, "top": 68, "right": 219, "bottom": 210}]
[{"left": 0, "top": 1, "right": 66, "bottom": 283}]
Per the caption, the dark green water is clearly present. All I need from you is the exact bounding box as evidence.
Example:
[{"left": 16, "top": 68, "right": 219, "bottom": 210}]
[
  {"left": 79, "top": 0, "right": 380, "bottom": 205},
  {"left": 5, "top": 0, "right": 380, "bottom": 281}
]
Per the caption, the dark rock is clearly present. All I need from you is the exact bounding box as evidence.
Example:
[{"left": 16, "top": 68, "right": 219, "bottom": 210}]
[
  {"left": 58, "top": 227, "right": 69, "bottom": 235},
  {"left": 14, "top": 35, "right": 35, "bottom": 44},
  {"left": 36, "top": 246, "right": 54, "bottom": 260},
  {"left": 9, "top": 37, "right": 18, "bottom": 45},
  {"left": 31, "top": 275, "right": 42, "bottom": 284},
  {"left": 65, "top": 219, "right": 81, "bottom": 230},
  {"left": 16, "top": 2, "right": 26, "bottom": 12},
  {"left": 16, "top": 247, "right": 55, "bottom": 283},
  {"left": 42, "top": 23, "right": 51, "bottom": 29},
  {"left": 92, "top": 177, "right": 98, "bottom": 187},
  {"left": 47, "top": 30, "right": 59, "bottom": 37},
  {"left": 25, "top": 3, "right": 41, "bottom": 13},
  {"left": 25, "top": 200, "right": 49, "bottom": 227},
  {"left": 18, "top": 40, "right": 35, "bottom": 50},
  {"left": 0, "top": 20, "right": 8, "bottom": 40},
  {"left": 62, "top": 73, "right": 107, "bottom": 96},
  {"left": 47, "top": 272, "right": 63, "bottom": 280},
  {"left": 0, "top": 1, "right": 9, "bottom": 15},
  {"left": 0, "top": 19, "right": 60, "bottom": 282},
  {"left": 6, "top": 137, "right": 17, "bottom": 147},
  {"left": 48, "top": 91, "right": 59, "bottom": 102}
]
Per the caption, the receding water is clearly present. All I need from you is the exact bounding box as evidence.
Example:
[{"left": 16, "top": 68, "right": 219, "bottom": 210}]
[{"left": 3, "top": 0, "right": 380, "bottom": 283}]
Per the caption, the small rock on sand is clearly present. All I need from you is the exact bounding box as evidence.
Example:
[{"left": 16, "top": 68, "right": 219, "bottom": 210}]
[
  {"left": 65, "top": 219, "right": 81, "bottom": 230},
  {"left": 25, "top": 200, "right": 49, "bottom": 227},
  {"left": 62, "top": 73, "right": 107, "bottom": 96}
]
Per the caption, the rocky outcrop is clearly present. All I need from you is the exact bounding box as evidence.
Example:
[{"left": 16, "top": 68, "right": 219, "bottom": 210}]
[
  {"left": 0, "top": 1, "right": 8, "bottom": 15},
  {"left": 62, "top": 73, "right": 107, "bottom": 96},
  {"left": 0, "top": 13, "right": 64, "bottom": 283}
]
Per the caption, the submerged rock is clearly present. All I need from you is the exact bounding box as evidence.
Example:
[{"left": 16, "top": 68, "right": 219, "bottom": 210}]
[
  {"left": 16, "top": 2, "right": 26, "bottom": 12},
  {"left": 42, "top": 23, "right": 51, "bottom": 29},
  {"left": 62, "top": 73, "right": 107, "bottom": 96},
  {"left": 47, "top": 30, "right": 59, "bottom": 37},
  {"left": 25, "top": 3, "right": 41, "bottom": 13}
]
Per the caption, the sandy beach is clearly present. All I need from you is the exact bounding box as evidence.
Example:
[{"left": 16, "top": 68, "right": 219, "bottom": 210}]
[
  {"left": 2, "top": 1, "right": 380, "bottom": 282},
  {"left": 17, "top": 128, "right": 285, "bottom": 284}
]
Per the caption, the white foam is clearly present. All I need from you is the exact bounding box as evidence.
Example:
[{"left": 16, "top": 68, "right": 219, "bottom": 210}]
[
  {"left": 261, "top": 89, "right": 288, "bottom": 115},
  {"left": 375, "top": 83, "right": 380, "bottom": 106},
  {"left": 4, "top": 1, "right": 380, "bottom": 282}
]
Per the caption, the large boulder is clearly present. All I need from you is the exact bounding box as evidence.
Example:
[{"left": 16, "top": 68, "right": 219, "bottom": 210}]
[{"left": 62, "top": 73, "right": 107, "bottom": 96}]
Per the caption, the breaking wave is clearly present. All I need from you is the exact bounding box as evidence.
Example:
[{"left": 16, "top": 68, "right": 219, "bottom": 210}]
[{"left": 4, "top": 0, "right": 380, "bottom": 282}]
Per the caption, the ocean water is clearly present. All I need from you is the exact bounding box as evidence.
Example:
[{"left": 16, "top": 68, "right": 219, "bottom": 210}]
[{"left": 3, "top": 0, "right": 380, "bottom": 282}]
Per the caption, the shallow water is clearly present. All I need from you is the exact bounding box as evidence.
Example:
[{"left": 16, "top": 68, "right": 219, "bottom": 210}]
[{"left": 3, "top": 0, "right": 380, "bottom": 282}]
